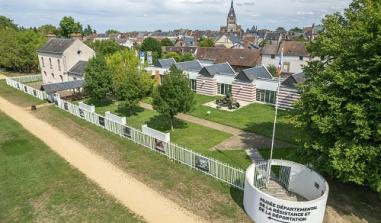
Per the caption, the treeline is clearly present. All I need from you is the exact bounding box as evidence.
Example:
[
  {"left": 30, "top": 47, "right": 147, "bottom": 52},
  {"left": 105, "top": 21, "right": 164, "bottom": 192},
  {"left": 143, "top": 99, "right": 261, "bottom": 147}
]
[{"left": 0, "top": 15, "right": 96, "bottom": 73}]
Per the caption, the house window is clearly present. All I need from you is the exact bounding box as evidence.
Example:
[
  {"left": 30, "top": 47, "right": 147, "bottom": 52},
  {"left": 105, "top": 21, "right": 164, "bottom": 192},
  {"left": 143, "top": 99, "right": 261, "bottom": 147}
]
[
  {"left": 283, "top": 62, "right": 290, "bottom": 72},
  {"left": 299, "top": 56, "right": 304, "bottom": 60},
  {"left": 51, "top": 73, "right": 54, "bottom": 78},
  {"left": 190, "top": 79, "right": 197, "bottom": 91},
  {"left": 271, "top": 55, "right": 275, "bottom": 59},
  {"left": 256, "top": 89, "right": 276, "bottom": 104},
  {"left": 73, "top": 77, "right": 77, "bottom": 81},
  {"left": 49, "top": 58, "right": 52, "bottom": 69},
  {"left": 59, "top": 75, "right": 63, "bottom": 82},
  {"left": 57, "top": 59, "right": 61, "bottom": 71},
  {"left": 218, "top": 83, "right": 232, "bottom": 96},
  {"left": 41, "top": 57, "right": 45, "bottom": 67},
  {"left": 44, "top": 71, "right": 47, "bottom": 76},
  {"left": 77, "top": 50, "right": 82, "bottom": 55}
]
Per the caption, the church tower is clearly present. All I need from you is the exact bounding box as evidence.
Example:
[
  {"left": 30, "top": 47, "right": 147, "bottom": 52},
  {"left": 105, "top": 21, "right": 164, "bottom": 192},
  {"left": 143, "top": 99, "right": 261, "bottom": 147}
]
[
  {"left": 227, "top": 0, "right": 237, "bottom": 27},
  {"left": 220, "top": 0, "right": 243, "bottom": 36}
]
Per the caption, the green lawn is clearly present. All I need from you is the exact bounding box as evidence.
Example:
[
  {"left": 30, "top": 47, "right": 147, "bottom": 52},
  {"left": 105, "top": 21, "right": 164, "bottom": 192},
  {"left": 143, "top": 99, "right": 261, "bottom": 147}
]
[
  {"left": 0, "top": 111, "right": 144, "bottom": 222},
  {"left": 189, "top": 94, "right": 300, "bottom": 144},
  {"left": 0, "top": 81, "right": 44, "bottom": 107},
  {"left": 80, "top": 98, "right": 252, "bottom": 168},
  {"left": 140, "top": 94, "right": 299, "bottom": 144}
]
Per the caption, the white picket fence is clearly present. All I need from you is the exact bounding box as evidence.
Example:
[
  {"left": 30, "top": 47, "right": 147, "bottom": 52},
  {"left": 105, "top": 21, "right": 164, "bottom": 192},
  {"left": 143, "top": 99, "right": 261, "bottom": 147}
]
[
  {"left": 5, "top": 75, "right": 48, "bottom": 100},
  {"left": 5, "top": 75, "right": 246, "bottom": 190}
]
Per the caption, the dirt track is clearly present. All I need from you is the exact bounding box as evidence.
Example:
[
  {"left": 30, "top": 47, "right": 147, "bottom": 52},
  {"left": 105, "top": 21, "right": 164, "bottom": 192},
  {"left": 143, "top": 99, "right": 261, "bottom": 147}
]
[{"left": 0, "top": 96, "right": 206, "bottom": 223}]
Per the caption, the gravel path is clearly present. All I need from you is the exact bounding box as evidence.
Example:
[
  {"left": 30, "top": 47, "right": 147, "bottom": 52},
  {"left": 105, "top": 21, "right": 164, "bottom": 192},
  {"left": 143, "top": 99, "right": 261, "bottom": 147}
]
[{"left": 0, "top": 96, "right": 206, "bottom": 223}]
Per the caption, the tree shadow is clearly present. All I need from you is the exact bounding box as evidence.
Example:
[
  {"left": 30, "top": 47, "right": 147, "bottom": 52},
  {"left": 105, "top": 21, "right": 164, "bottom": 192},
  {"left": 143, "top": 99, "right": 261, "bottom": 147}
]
[
  {"left": 115, "top": 104, "right": 144, "bottom": 118},
  {"left": 146, "top": 115, "right": 188, "bottom": 132},
  {"left": 85, "top": 98, "right": 113, "bottom": 107}
]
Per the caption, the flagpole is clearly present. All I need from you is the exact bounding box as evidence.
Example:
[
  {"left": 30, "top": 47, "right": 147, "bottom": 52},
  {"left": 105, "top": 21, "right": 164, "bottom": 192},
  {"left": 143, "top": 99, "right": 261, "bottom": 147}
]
[{"left": 267, "top": 47, "right": 283, "bottom": 184}]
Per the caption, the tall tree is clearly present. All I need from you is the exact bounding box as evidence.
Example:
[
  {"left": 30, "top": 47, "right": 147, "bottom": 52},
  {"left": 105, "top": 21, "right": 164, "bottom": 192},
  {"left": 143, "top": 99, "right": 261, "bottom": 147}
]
[
  {"left": 141, "top": 37, "right": 162, "bottom": 57},
  {"left": 106, "top": 49, "right": 153, "bottom": 112},
  {"left": 0, "top": 16, "right": 18, "bottom": 30},
  {"left": 198, "top": 37, "right": 214, "bottom": 47},
  {"left": 83, "top": 25, "right": 94, "bottom": 36},
  {"left": 37, "top": 24, "right": 58, "bottom": 35},
  {"left": 105, "top": 29, "right": 120, "bottom": 35},
  {"left": 295, "top": 0, "right": 381, "bottom": 193},
  {"left": 160, "top": 38, "right": 174, "bottom": 46},
  {"left": 84, "top": 56, "right": 113, "bottom": 100},
  {"left": 59, "top": 16, "right": 82, "bottom": 37},
  {"left": 0, "top": 28, "right": 46, "bottom": 72},
  {"left": 152, "top": 65, "right": 195, "bottom": 130},
  {"left": 86, "top": 40, "right": 124, "bottom": 56}
]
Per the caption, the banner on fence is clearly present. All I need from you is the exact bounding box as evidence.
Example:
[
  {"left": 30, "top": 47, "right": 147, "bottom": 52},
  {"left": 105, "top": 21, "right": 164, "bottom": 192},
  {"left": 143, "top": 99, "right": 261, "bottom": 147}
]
[
  {"left": 79, "top": 102, "right": 95, "bottom": 113},
  {"left": 105, "top": 111, "right": 126, "bottom": 125}
]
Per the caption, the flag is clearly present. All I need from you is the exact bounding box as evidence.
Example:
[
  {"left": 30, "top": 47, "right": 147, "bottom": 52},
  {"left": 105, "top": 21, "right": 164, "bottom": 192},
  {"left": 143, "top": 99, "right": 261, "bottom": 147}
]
[{"left": 277, "top": 48, "right": 284, "bottom": 76}]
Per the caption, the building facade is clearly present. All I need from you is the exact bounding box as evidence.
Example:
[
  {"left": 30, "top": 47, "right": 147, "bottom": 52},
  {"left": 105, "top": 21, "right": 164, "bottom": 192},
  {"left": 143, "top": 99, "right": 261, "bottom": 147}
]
[{"left": 38, "top": 38, "right": 95, "bottom": 84}]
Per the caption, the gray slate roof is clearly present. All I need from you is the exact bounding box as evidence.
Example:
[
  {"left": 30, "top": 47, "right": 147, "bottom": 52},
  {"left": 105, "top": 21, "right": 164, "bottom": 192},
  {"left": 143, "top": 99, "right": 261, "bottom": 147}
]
[
  {"left": 68, "top": 61, "right": 88, "bottom": 77},
  {"left": 175, "top": 60, "right": 202, "bottom": 72},
  {"left": 38, "top": 38, "right": 75, "bottom": 55},
  {"left": 42, "top": 80, "right": 84, "bottom": 93},
  {"left": 282, "top": 72, "right": 306, "bottom": 88},
  {"left": 235, "top": 66, "right": 273, "bottom": 83},
  {"left": 155, "top": 58, "right": 176, "bottom": 68},
  {"left": 199, "top": 63, "right": 235, "bottom": 77}
]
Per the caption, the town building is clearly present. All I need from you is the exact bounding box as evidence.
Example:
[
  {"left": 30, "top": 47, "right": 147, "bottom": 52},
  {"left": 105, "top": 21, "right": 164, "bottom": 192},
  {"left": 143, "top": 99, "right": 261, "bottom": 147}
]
[
  {"left": 196, "top": 63, "right": 236, "bottom": 96},
  {"left": 215, "top": 33, "right": 244, "bottom": 49},
  {"left": 196, "top": 47, "right": 261, "bottom": 72},
  {"left": 220, "top": 1, "right": 243, "bottom": 37},
  {"left": 261, "top": 40, "right": 310, "bottom": 74},
  {"left": 174, "top": 36, "right": 197, "bottom": 47},
  {"left": 38, "top": 38, "right": 95, "bottom": 84}
]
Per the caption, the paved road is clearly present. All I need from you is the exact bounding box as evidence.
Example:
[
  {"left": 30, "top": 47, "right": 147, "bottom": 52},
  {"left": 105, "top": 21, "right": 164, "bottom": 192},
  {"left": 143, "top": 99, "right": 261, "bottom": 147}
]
[{"left": 0, "top": 96, "right": 206, "bottom": 223}]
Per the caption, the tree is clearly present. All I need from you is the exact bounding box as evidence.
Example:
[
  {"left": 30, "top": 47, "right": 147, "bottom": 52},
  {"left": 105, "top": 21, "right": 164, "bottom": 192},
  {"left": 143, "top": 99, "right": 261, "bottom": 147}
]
[
  {"left": 199, "top": 37, "right": 215, "bottom": 47},
  {"left": 0, "top": 16, "right": 17, "bottom": 30},
  {"left": 58, "top": 16, "right": 82, "bottom": 37},
  {"left": 141, "top": 37, "right": 162, "bottom": 57},
  {"left": 105, "top": 29, "right": 120, "bottom": 35},
  {"left": 180, "top": 53, "right": 194, "bottom": 62},
  {"left": 294, "top": 0, "right": 381, "bottom": 194},
  {"left": 266, "top": 64, "right": 276, "bottom": 76},
  {"left": 163, "top": 52, "right": 181, "bottom": 62},
  {"left": 106, "top": 49, "right": 153, "bottom": 112},
  {"left": 0, "top": 28, "right": 46, "bottom": 72},
  {"left": 84, "top": 56, "right": 113, "bottom": 100},
  {"left": 152, "top": 65, "right": 195, "bottom": 130},
  {"left": 38, "top": 24, "right": 58, "bottom": 35},
  {"left": 161, "top": 38, "right": 174, "bottom": 46},
  {"left": 83, "top": 25, "right": 94, "bottom": 36},
  {"left": 86, "top": 40, "right": 125, "bottom": 56},
  {"left": 289, "top": 27, "right": 303, "bottom": 33}
]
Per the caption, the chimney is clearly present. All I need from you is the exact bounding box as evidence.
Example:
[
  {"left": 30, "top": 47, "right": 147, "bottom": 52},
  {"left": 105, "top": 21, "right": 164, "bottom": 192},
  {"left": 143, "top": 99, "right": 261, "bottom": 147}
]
[
  {"left": 46, "top": 33, "right": 56, "bottom": 40},
  {"left": 70, "top": 33, "right": 83, "bottom": 40}
]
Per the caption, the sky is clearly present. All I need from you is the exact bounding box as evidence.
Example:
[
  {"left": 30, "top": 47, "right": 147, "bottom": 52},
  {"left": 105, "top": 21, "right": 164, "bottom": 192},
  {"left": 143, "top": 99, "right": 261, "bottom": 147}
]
[{"left": 0, "top": 0, "right": 352, "bottom": 32}]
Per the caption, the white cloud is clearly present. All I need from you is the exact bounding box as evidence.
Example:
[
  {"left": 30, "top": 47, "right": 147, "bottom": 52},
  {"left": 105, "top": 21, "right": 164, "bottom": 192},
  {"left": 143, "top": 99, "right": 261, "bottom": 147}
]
[{"left": 0, "top": 0, "right": 351, "bottom": 31}]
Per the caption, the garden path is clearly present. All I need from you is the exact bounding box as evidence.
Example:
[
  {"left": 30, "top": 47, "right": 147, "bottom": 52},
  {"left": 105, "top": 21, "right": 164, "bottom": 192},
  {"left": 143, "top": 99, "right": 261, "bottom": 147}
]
[{"left": 0, "top": 96, "right": 206, "bottom": 223}]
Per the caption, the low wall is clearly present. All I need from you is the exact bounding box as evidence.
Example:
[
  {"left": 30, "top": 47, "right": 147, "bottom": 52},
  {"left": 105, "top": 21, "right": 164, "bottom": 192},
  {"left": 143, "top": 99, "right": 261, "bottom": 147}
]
[{"left": 244, "top": 160, "right": 329, "bottom": 223}]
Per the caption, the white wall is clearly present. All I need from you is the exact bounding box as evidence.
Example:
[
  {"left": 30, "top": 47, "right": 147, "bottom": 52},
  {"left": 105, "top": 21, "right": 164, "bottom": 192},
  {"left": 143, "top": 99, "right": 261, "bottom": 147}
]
[
  {"left": 63, "top": 39, "right": 95, "bottom": 73},
  {"left": 244, "top": 160, "right": 329, "bottom": 223},
  {"left": 262, "top": 55, "right": 310, "bottom": 74},
  {"left": 39, "top": 53, "right": 65, "bottom": 84}
]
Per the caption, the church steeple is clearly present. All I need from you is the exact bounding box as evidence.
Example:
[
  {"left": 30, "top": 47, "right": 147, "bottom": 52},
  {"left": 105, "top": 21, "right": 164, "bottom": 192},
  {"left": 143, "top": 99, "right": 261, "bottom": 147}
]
[{"left": 228, "top": 0, "right": 236, "bottom": 18}]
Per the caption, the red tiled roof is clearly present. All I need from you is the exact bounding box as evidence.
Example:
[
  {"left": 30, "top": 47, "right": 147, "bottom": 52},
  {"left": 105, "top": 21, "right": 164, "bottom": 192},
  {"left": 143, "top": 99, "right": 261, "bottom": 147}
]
[{"left": 196, "top": 47, "right": 261, "bottom": 67}]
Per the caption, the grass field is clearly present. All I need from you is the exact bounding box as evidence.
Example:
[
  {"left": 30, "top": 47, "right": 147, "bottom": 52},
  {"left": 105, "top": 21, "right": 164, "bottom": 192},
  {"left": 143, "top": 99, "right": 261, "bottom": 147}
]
[
  {"left": 142, "top": 94, "right": 300, "bottom": 144},
  {"left": 0, "top": 111, "right": 144, "bottom": 222}
]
